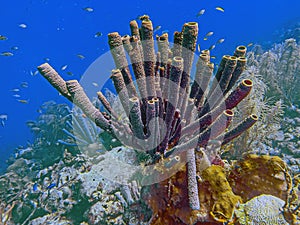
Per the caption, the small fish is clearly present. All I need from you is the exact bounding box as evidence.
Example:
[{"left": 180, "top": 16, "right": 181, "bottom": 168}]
[
  {"left": 66, "top": 71, "right": 74, "bottom": 76},
  {"left": 203, "top": 37, "right": 208, "bottom": 41},
  {"left": 92, "top": 82, "right": 99, "bottom": 87},
  {"left": 61, "top": 64, "right": 68, "bottom": 71},
  {"left": 1, "top": 51, "right": 13, "bottom": 56},
  {"left": 197, "top": 43, "right": 201, "bottom": 52},
  {"left": 19, "top": 23, "right": 27, "bottom": 28},
  {"left": 77, "top": 54, "right": 85, "bottom": 59},
  {"left": 0, "top": 114, "right": 8, "bottom": 120},
  {"left": 83, "top": 7, "right": 94, "bottom": 12},
  {"left": 94, "top": 32, "right": 102, "bottom": 38},
  {"left": 205, "top": 31, "right": 214, "bottom": 37},
  {"left": 17, "top": 99, "right": 29, "bottom": 104},
  {"left": 44, "top": 57, "right": 50, "bottom": 61},
  {"left": 0, "top": 114, "right": 8, "bottom": 127},
  {"left": 11, "top": 46, "right": 18, "bottom": 50},
  {"left": 215, "top": 6, "right": 225, "bottom": 12},
  {"left": 0, "top": 35, "right": 8, "bottom": 40},
  {"left": 154, "top": 25, "right": 161, "bottom": 32},
  {"left": 161, "top": 30, "right": 169, "bottom": 34},
  {"left": 21, "top": 82, "right": 29, "bottom": 88},
  {"left": 13, "top": 94, "right": 21, "bottom": 98},
  {"left": 217, "top": 38, "right": 225, "bottom": 44},
  {"left": 11, "top": 88, "right": 20, "bottom": 92},
  {"left": 209, "top": 44, "right": 216, "bottom": 50},
  {"left": 210, "top": 56, "right": 216, "bottom": 59},
  {"left": 33, "top": 183, "right": 38, "bottom": 191},
  {"left": 26, "top": 121, "right": 36, "bottom": 127},
  {"left": 46, "top": 183, "right": 56, "bottom": 189},
  {"left": 247, "top": 42, "right": 253, "bottom": 47},
  {"left": 29, "top": 200, "right": 37, "bottom": 208},
  {"left": 196, "top": 9, "right": 205, "bottom": 17},
  {"left": 31, "top": 127, "right": 41, "bottom": 132}
]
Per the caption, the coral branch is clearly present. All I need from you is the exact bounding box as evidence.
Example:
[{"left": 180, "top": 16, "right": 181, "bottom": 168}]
[
  {"left": 97, "top": 91, "right": 118, "bottom": 119},
  {"left": 225, "top": 56, "right": 247, "bottom": 94},
  {"left": 110, "top": 69, "right": 130, "bottom": 115},
  {"left": 187, "top": 149, "right": 200, "bottom": 210},
  {"left": 233, "top": 45, "right": 247, "bottom": 58},
  {"left": 225, "top": 79, "right": 253, "bottom": 109},
  {"left": 221, "top": 114, "right": 258, "bottom": 145},
  {"left": 140, "top": 16, "right": 156, "bottom": 99},
  {"left": 37, "top": 63, "right": 72, "bottom": 102},
  {"left": 129, "top": 97, "right": 145, "bottom": 139},
  {"left": 65, "top": 80, "right": 111, "bottom": 131},
  {"left": 108, "top": 32, "right": 137, "bottom": 97}
]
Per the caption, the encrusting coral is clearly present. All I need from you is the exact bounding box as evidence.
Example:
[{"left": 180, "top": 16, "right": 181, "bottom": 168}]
[{"left": 36, "top": 15, "right": 299, "bottom": 224}]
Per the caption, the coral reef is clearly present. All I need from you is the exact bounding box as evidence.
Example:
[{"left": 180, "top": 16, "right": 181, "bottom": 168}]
[
  {"left": 1, "top": 15, "right": 299, "bottom": 225},
  {"left": 38, "top": 17, "right": 256, "bottom": 165},
  {"left": 35, "top": 15, "right": 300, "bottom": 224},
  {"left": 145, "top": 154, "right": 299, "bottom": 224},
  {"left": 228, "top": 38, "right": 300, "bottom": 174},
  {"left": 248, "top": 38, "right": 300, "bottom": 107},
  {"left": 39, "top": 12, "right": 256, "bottom": 199},
  {"left": 0, "top": 102, "right": 144, "bottom": 224},
  {"left": 0, "top": 146, "right": 146, "bottom": 224},
  {"left": 228, "top": 154, "right": 289, "bottom": 201}
]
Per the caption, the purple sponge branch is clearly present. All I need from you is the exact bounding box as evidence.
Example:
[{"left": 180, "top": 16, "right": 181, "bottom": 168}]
[
  {"left": 37, "top": 63, "right": 72, "bottom": 102},
  {"left": 108, "top": 32, "right": 138, "bottom": 98},
  {"left": 65, "top": 80, "right": 111, "bottom": 131},
  {"left": 220, "top": 114, "right": 258, "bottom": 145}
]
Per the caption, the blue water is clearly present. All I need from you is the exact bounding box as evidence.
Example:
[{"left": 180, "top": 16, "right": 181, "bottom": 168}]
[{"left": 0, "top": 0, "right": 300, "bottom": 172}]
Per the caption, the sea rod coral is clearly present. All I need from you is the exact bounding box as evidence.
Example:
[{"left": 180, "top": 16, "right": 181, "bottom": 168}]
[{"left": 35, "top": 15, "right": 299, "bottom": 224}]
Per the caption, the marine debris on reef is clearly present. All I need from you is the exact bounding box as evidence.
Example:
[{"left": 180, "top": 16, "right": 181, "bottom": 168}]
[{"left": 0, "top": 15, "right": 299, "bottom": 224}]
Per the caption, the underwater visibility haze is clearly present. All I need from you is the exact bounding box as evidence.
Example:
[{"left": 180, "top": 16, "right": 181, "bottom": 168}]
[{"left": 0, "top": 0, "right": 300, "bottom": 224}]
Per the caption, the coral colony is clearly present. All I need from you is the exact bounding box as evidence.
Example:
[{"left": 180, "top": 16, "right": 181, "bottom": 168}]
[
  {"left": 38, "top": 15, "right": 256, "bottom": 163},
  {"left": 37, "top": 16, "right": 299, "bottom": 224}
]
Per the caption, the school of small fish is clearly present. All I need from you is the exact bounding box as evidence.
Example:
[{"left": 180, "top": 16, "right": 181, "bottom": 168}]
[
  {"left": 0, "top": 3, "right": 238, "bottom": 132},
  {"left": 194, "top": 5, "right": 231, "bottom": 55}
]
